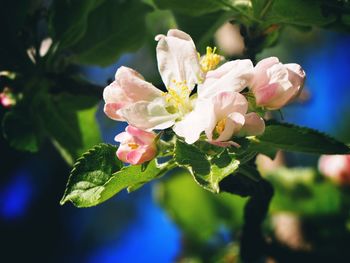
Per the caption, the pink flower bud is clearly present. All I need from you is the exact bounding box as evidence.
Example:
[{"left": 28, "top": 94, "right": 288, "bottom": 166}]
[
  {"left": 318, "top": 155, "right": 350, "bottom": 185},
  {"left": 250, "top": 57, "right": 306, "bottom": 110},
  {"left": 0, "top": 88, "right": 16, "bottom": 108},
  {"left": 114, "top": 125, "right": 157, "bottom": 165}
]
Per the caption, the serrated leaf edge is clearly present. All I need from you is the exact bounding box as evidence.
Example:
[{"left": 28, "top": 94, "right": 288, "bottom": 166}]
[{"left": 60, "top": 143, "right": 117, "bottom": 206}]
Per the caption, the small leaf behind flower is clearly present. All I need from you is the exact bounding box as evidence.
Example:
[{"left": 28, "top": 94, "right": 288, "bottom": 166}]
[{"left": 175, "top": 140, "right": 239, "bottom": 193}]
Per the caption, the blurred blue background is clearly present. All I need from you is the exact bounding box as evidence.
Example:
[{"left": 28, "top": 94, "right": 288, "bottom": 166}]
[{"left": 1, "top": 28, "right": 350, "bottom": 262}]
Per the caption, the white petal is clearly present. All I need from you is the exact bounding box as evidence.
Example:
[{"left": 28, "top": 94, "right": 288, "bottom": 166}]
[
  {"left": 103, "top": 80, "right": 129, "bottom": 103},
  {"left": 212, "top": 92, "right": 248, "bottom": 120},
  {"left": 204, "top": 92, "right": 247, "bottom": 141},
  {"left": 285, "top": 63, "right": 306, "bottom": 95},
  {"left": 114, "top": 132, "right": 132, "bottom": 143},
  {"left": 118, "top": 99, "right": 178, "bottom": 130},
  {"left": 156, "top": 29, "right": 203, "bottom": 90},
  {"left": 198, "top": 59, "right": 254, "bottom": 98},
  {"left": 173, "top": 99, "right": 211, "bottom": 144},
  {"left": 251, "top": 57, "right": 279, "bottom": 88},
  {"left": 215, "top": 112, "right": 245, "bottom": 142},
  {"left": 267, "top": 63, "right": 289, "bottom": 86}
]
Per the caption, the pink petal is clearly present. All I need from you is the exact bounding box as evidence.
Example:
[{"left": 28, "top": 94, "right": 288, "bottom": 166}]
[
  {"left": 318, "top": 155, "right": 350, "bottom": 185},
  {"left": 116, "top": 144, "right": 131, "bottom": 163},
  {"left": 241, "top": 112, "right": 265, "bottom": 136},
  {"left": 126, "top": 125, "right": 156, "bottom": 145},
  {"left": 252, "top": 57, "right": 279, "bottom": 87},
  {"left": 126, "top": 150, "right": 145, "bottom": 165},
  {"left": 103, "top": 102, "right": 128, "bottom": 121},
  {"left": 140, "top": 145, "right": 158, "bottom": 163},
  {"left": 254, "top": 83, "right": 279, "bottom": 106},
  {"left": 115, "top": 66, "right": 163, "bottom": 102}
]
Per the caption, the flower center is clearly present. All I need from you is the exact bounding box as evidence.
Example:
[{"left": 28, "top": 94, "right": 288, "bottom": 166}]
[
  {"left": 128, "top": 143, "right": 139, "bottom": 150},
  {"left": 200, "top": 46, "right": 221, "bottom": 73},
  {"left": 163, "top": 80, "right": 192, "bottom": 117},
  {"left": 215, "top": 118, "right": 227, "bottom": 135}
]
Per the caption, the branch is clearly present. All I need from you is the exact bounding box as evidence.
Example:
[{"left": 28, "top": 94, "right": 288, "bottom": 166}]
[{"left": 220, "top": 172, "right": 274, "bottom": 262}]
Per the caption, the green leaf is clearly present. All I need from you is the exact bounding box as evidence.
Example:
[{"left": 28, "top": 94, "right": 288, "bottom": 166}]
[
  {"left": 93, "top": 159, "right": 166, "bottom": 206},
  {"left": 61, "top": 144, "right": 169, "bottom": 207},
  {"left": 264, "top": 0, "right": 336, "bottom": 27},
  {"left": 71, "top": 0, "right": 151, "bottom": 66},
  {"left": 251, "top": 0, "right": 269, "bottom": 18},
  {"left": 38, "top": 93, "right": 101, "bottom": 165},
  {"left": 49, "top": 0, "right": 104, "bottom": 48},
  {"left": 154, "top": 0, "right": 227, "bottom": 16},
  {"left": 39, "top": 94, "right": 83, "bottom": 164},
  {"left": 51, "top": 104, "right": 102, "bottom": 165},
  {"left": 175, "top": 140, "right": 239, "bottom": 193},
  {"left": 156, "top": 170, "right": 246, "bottom": 242},
  {"left": 250, "top": 121, "right": 350, "bottom": 155},
  {"left": 2, "top": 111, "right": 42, "bottom": 152},
  {"left": 60, "top": 143, "right": 122, "bottom": 207},
  {"left": 76, "top": 106, "right": 102, "bottom": 156}
]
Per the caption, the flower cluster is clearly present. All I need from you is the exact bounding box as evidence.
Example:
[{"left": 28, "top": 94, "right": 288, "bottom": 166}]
[{"left": 103, "top": 29, "right": 305, "bottom": 164}]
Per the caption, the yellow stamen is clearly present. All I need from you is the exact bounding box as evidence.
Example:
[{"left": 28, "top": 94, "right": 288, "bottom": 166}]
[
  {"left": 164, "top": 79, "right": 192, "bottom": 116},
  {"left": 200, "top": 46, "right": 221, "bottom": 73},
  {"left": 128, "top": 143, "right": 139, "bottom": 150},
  {"left": 215, "top": 118, "right": 227, "bottom": 135}
]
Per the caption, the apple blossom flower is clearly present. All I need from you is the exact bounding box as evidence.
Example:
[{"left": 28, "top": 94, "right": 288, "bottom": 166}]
[
  {"left": 174, "top": 91, "right": 265, "bottom": 146},
  {"left": 173, "top": 55, "right": 263, "bottom": 145},
  {"left": 103, "top": 29, "right": 277, "bottom": 147},
  {"left": 103, "top": 29, "right": 206, "bottom": 131},
  {"left": 250, "top": 57, "right": 306, "bottom": 110},
  {"left": 318, "top": 155, "right": 350, "bottom": 185},
  {"left": 115, "top": 125, "right": 157, "bottom": 165}
]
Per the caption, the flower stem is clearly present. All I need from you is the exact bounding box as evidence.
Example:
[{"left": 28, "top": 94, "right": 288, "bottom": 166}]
[{"left": 220, "top": 170, "right": 274, "bottom": 261}]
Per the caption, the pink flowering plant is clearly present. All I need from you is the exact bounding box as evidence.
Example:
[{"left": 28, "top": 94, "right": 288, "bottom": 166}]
[
  {"left": 61, "top": 29, "right": 349, "bottom": 208},
  {"left": 2, "top": 1, "right": 350, "bottom": 261}
]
